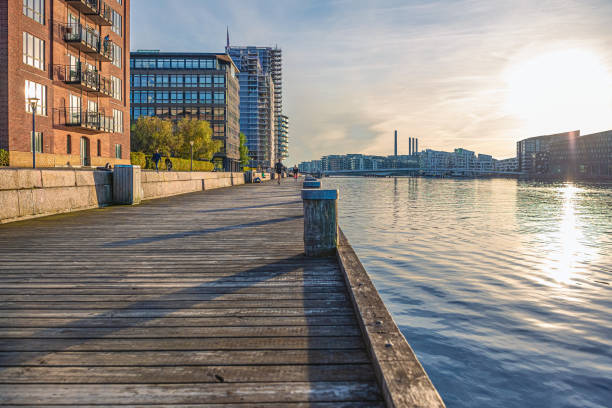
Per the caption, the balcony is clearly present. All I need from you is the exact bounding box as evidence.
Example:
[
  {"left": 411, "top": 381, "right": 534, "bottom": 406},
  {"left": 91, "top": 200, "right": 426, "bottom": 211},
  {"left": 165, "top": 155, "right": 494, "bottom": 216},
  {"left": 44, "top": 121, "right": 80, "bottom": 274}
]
[
  {"left": 54, "top": 65, "right": 113, "bottom": 97},
  {"left": 65, "top": 0, "right": 112, "bottom": 25},
  {"left": 58, "top": 108, "right": 114, "bottom": 133},
  {"left": 63, "top": 24, "right": 113, "bottom": 62}
]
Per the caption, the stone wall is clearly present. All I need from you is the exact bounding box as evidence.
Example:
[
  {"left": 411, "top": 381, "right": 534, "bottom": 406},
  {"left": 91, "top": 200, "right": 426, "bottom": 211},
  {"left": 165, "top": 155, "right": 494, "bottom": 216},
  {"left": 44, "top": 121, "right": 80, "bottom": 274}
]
[
  {"left": 0, "top": 168, "right": 256, "bottom": 224},
  {"left": 141, "top": 171, "right": 245, "bottom": 200},
  {"left": 0, "top": 168, "right": 113, "bottom": 223}
]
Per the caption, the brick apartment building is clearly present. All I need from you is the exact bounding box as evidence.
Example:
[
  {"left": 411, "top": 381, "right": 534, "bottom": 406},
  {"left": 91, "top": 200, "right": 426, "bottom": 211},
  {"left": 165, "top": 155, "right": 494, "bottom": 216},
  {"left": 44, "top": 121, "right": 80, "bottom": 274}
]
[{"left": 0, "top": 0, "right": 130, "bottom": 168}]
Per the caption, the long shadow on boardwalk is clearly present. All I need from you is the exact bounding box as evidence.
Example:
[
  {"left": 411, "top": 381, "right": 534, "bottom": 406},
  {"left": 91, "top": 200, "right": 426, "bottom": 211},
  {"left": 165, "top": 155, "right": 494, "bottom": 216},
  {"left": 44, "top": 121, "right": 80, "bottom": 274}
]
[
  {"left": 103, "top": 215, "right": 303, "bottom": 247},
  {"left": 0, "top": 254, "right": 318, "bottom": 368}
]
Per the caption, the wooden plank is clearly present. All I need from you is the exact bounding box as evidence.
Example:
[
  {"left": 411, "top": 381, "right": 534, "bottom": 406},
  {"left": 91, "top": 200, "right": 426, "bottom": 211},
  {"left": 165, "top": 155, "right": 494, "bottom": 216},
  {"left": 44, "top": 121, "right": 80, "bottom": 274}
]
[
  {"left": 0, "top": 336, "right": 365, "bottom": 351},
  {"left": 0, "top": 364, "right": 375, "bottom": 383},
  {"left": 337, "top": 229, "right": 445, "bottom": 408},
  {"left": 0, "top": 350, "right": 371, "bottom": 366},
  {"left": 0, "top": 382, "right": 382, "bottom": 404},
  {"left": 0, "top": 300, "right": 351, "bottom": 309},
  {"left": 0, "top": 325, "right": 361, "bottom": 338}
]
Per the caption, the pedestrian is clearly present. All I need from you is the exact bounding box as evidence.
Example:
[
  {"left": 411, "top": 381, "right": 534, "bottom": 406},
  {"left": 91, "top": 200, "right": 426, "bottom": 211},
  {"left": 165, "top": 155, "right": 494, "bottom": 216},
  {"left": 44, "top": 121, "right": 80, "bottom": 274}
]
[
  {"left": 275, "top": 160, "right": 284, "bottom": 185},
  {"left": 293, "top": 165, "right": 299, "bottom": 180},
  {"left": 165, "top": 157, "right": 173, "bottom": 171},
  {"left": 152, "top": 149, "right": 161, "bottom": 173}
]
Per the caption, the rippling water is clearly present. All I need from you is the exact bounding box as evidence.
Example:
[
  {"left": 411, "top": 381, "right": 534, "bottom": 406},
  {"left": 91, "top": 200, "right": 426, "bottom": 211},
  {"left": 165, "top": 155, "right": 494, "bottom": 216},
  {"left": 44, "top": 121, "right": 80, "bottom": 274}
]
[{"left": 322, "top": 177, "right": 612, "bottom": 408}]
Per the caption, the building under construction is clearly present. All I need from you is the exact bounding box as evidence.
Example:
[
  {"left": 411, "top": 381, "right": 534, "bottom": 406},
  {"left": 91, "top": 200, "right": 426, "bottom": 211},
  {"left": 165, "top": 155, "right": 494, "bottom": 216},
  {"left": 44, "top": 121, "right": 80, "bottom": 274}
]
[{"left": 227, "top": 41, "right": 287, "bottom": 168}]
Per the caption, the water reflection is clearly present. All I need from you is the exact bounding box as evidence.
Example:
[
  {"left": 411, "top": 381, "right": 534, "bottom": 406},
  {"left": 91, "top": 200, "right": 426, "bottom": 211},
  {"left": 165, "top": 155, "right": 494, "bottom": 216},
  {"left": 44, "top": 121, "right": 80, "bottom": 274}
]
[{"left": 323, "top": 177, "right": 612, "bottom": 408}]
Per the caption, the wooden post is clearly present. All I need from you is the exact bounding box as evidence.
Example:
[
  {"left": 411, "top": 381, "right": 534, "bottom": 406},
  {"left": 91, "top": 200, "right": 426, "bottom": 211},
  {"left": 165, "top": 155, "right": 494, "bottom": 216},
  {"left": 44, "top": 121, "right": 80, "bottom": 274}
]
[
  {"left": 302, "top": 189, "right": 338, "bottom": 257},
  {"left": 302, "top": 180, "right": 321, "bottom": 189},
  {"left": 113, "top": 165, "right": 142, "bottom": 205}
]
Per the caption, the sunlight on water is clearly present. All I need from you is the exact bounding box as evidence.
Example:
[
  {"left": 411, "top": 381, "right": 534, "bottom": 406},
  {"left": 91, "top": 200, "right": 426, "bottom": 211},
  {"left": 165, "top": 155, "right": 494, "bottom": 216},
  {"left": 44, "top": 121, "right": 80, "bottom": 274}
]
[{"left": 323, "top": 177, "right": 612, "bottom": 408}]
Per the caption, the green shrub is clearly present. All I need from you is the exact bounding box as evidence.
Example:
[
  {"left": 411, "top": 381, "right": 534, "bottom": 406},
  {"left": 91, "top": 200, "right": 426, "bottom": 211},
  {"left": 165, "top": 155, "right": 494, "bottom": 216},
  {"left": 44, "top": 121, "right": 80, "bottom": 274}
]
[
  {"left": 0, "top": 149, "right": 8, "bottom": 166},
  {"left": 144, "top": 155, "right": 214, "bottom": 172},
  {"left": 130, "top": 152, "right": 146, "bottom": 168}
]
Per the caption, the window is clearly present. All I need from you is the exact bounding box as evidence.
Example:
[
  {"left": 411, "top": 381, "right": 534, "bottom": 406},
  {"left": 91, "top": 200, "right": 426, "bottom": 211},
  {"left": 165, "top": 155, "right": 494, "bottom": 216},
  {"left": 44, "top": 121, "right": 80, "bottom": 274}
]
[
  {"left": 170, "top": 75, "right": 182, "bottom": 87},
  {"left": 213, "top": 124, "right": 224, "bottom": 137},
  {"left": 184, "top": 91, "right": 197, "bottom": 104},
  {"left": 213, "top": 92, "right": 225, "bottom": 104},
  {"left": 155, "top": 91, "right": 169, "bottom": 103},
  {"left": 156, "top": 75, "right": 168, "bottom": 87},
  {"left": 199, "top": 75, "right": 211, "bottom": 87},
  {"left": 23, "top": 0, "right": 44, "bottom": 24},
  {"left": 131, "top": 74, "right": 140, "bottom": 87},
  {"left": 113, "top": 109, "right": 123, "bottom": 133},
  {"left": 30, "top": 132, "right": 43, "bottom": 153},
  {"left": 185, "top": 59, "right": 195, "bottom": 69},
  {"left": 213, "top": 108, "right": 225, "bottom": 121},
  {"left": 201, "top": 107, "right": 212, "bottom": 121},
  {"left": 213, "top": 75, "right": 225, "bottom": 87},
  {"left": 170, "top": 91, "right": 183, "bottom": 104},
  {"left": 111, "top": 43, "right": 122, "bottom": 68},
  {"left": 157, "top": 59, "right": 170, "bottom": 69},
  {"left": 22, "top": 32, "right": 45, "bottom": 71},
  {"left": 111, "top": 9, "right": 122, "bottom": 35},
  {"left": 115, "top": 144, "right": 122, "bottom": 159},
  {"left": 110, "top": 75, "right": 121, "bottom": 100},
  {"left": 184, "top": 75, "right": 197, "bottom": 87},
  {"left": 199, "top": 92, "right": 211, "bottom": 103},
  {"left": 25, "top": 80, "right": 46, "bottom": 115},
  {"left": 171, "top": 58, "right": 185, "bottom": 69},
  {"left": 97, "top": 139, "right": 101, "bottom": 156},
  {"left": 67, "top": 135, "right": 72, "bottom": 154},
  {"left": 199, "top": 59, "right": 215, "bottom": 69}
]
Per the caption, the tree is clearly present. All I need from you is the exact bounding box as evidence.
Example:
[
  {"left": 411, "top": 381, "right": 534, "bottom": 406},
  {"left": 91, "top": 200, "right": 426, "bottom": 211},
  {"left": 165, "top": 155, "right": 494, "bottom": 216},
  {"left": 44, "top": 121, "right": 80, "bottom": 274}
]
[
  {"left": 239, "top": 132, "right": 250, "bottom": 167},
  {"left": 131, "top": 116, "right": 174, "bottom": 155},
  {"left": 175, "top": 118, "right": 222, "bottom": 160}
]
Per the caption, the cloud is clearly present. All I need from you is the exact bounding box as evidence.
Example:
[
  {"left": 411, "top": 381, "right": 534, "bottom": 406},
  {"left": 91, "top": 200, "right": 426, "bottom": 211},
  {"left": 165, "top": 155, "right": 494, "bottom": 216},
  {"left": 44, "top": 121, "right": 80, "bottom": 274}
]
[{"left": 130, "top": 0, "right": 612, "bottom": 163}]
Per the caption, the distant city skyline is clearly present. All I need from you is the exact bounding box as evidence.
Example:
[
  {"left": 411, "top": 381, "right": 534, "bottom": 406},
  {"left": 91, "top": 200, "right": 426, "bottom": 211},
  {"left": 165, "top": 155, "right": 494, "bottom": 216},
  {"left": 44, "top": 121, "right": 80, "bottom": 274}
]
[{"left": 131, "top": 0, "right": 612, "bottom": 165}]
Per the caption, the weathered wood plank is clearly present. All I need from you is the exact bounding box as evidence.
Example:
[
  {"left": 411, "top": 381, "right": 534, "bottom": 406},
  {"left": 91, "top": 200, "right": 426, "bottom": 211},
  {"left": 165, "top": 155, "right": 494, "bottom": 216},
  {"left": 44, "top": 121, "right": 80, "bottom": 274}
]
[
  {"left": 0, "top": 382, "right": 382, "bottom": 404},
  {"left": 0, "top": 364, "right": 375, "bottom": 383}
]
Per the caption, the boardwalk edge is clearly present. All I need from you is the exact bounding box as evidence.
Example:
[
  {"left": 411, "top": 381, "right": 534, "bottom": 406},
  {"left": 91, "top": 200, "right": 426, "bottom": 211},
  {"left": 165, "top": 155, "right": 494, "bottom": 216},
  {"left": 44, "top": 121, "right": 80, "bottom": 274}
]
[{"left": 336, "top": 228, "right": 446, "bottom": 408}]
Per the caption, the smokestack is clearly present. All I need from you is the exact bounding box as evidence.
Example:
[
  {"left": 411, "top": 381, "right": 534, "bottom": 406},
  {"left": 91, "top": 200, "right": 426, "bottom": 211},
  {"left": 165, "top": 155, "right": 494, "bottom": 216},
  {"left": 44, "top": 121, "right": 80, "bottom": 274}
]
[
  {"left": 394, "top": 130, "right": 397, "bottom": 157},
  {"left": 409, "top": 137, "right": 412, "bottom": 155},
  {"left": 415, "top": 138, "right": 418, "bottom": 155}
]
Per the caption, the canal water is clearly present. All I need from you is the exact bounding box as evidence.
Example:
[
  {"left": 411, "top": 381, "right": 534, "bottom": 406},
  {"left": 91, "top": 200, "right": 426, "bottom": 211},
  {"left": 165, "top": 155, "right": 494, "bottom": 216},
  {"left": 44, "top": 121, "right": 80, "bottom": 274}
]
[{"left": 321, "top": 177, "right": 612, "bottom": 408}]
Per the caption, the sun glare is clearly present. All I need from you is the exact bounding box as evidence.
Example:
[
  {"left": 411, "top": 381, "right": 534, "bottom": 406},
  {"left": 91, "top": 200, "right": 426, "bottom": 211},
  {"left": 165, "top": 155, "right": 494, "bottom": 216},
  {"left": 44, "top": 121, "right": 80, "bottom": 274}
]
[{"left": 503, "top": 49, "right": 612, "bottom": 133}]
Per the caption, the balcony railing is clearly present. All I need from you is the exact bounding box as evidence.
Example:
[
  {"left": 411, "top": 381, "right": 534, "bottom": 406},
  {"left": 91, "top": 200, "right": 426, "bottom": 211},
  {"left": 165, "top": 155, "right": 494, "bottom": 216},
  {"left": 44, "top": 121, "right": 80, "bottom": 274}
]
[
  {"left": 54, "top": 64, "right": 112, "bottom": 97},
  {"left": 58, "top": 107, "right": 114, "bottom": 133},
  {"left": 63, "top": 23, "right": 113, "bottom": 62},
  {"left": 64, "top": 0, "right": 112, "bottom": 25}
]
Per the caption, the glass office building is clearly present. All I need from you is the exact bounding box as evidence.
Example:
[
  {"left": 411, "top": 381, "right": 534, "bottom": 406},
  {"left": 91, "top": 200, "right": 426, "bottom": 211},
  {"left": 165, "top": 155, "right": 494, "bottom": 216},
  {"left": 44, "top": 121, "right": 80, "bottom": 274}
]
[{"left": 129, "top": 51, "right": 240, "bottom": 171}]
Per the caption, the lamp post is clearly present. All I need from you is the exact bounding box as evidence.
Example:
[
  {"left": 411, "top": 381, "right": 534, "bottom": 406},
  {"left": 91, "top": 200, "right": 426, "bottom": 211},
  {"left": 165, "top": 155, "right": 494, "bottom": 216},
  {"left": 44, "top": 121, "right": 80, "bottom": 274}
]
[
  {"left": 189, "top": 140, "right": 194, "bottom": 171},
  {"left": 28, "top": 97, "right": 39, "bottom": 169}
]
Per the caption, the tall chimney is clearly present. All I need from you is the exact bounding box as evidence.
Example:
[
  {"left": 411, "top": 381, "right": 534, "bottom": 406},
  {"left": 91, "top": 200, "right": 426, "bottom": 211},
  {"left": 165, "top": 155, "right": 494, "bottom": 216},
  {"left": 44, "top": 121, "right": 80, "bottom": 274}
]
[
  {"left": 409, "top": 137, "right": 412, "bottom": 155},
  {"left": 394, "top": 130, "right": 397, "bottom": 157},
  {"left": 415, "top": 138, "right": 418, "bottom": 155}
]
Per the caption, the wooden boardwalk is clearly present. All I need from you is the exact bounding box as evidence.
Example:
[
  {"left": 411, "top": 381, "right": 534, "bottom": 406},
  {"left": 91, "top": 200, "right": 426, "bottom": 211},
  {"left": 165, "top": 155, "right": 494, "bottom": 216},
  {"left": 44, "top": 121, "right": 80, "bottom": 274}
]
[{"left": 0, "top": 181, "right": 387, "bottom": 406}]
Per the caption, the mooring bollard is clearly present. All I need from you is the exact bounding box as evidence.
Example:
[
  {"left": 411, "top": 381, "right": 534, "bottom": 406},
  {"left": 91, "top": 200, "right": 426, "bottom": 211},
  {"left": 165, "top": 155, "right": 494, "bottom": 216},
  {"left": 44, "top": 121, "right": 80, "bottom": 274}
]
[
  {"left": 113, "top": 165, "right": 142, "bottom": 205},
  {"left": 302, "top": 189, "right": 338, "bottom": 257},
  {"left": 302, "top": 180, "right": 321, "bottom": 189}
]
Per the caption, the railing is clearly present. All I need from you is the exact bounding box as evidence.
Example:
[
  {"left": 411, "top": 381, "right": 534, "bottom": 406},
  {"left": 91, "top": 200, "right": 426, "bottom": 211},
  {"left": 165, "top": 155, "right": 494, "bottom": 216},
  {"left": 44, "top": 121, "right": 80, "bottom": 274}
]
[
  {"left": 59, "top": 107, "right": 114, "bottom": 132},
  {"left": 54, "top": 64, "right": 113, "bottom": 96},
  {"left": 63, "top": 23, "right": 114, "bottom": 60},
  {"left": 65, "top": 0, "right": 112, "bottom": 25}
]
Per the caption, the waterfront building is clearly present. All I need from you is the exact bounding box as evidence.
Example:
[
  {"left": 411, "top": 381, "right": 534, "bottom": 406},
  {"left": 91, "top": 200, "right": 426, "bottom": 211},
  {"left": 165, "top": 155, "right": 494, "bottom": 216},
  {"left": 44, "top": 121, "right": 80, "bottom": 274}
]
[
  {"left": 545, "top": 130, "right": 612, "bottom": 180},
  {"left": 420, "top": 149, "right": 453, "bottom": 171},
  {"left": 516, "top": 130, "right": 579, "bottom": 174},
  {"left": 495, "top": 157, "right": 518, "bottom": 172},
  {"left": 477, "top": 154, "right": 494, "bottom": 172},
  {"left": 1, "top": 0, "right": 131, "bottom": 167},
  {"left": 129, "top": 51, "right": 240, "bottom": 171},
  {"left": 453, "top": 148, "right": 477, "bottom": 171},
  {"left": 227, "top": 44, "right": 285, "bottom": 168},
  {"left": 321, "top": 154, "right": 346, "bottom": 171}
]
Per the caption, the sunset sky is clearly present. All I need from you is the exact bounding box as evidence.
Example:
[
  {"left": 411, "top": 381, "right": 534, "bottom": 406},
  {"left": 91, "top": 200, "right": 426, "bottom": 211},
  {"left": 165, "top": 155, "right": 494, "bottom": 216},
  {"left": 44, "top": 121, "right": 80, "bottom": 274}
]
[{"left": 131, "top": 0, "right": 612, "bottom": 164}]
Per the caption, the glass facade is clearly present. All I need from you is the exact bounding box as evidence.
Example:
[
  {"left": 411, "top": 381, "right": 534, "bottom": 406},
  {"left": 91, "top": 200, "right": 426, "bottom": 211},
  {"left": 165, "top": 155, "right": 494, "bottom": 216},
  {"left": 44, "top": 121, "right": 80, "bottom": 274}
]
[{"left": 130, "top": 52, "right": 240, "bottom": 171}]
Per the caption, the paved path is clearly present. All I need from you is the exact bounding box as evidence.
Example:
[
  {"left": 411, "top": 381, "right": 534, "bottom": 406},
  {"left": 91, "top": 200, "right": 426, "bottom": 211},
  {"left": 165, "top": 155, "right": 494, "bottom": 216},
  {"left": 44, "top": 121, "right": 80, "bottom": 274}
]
[{"left": 0, "top": 180, "right": 384, "bottom": 406}]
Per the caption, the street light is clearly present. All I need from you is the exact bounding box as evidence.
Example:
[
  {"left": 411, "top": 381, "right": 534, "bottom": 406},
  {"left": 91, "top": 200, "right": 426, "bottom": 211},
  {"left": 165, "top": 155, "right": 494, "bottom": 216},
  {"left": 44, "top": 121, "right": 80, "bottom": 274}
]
[
  {"left": 189, "top": 140, "right": 194, "bottom": 171},
  {"left": 28, "top": 97, "right": 39, "bottom": 169}
]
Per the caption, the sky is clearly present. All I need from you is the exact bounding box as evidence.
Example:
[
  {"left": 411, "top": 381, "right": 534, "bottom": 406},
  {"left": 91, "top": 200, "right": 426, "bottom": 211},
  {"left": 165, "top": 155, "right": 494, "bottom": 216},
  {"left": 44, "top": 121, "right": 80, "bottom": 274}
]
[{"left": 130, "top": 0, "right": 612, "bottom": 164}]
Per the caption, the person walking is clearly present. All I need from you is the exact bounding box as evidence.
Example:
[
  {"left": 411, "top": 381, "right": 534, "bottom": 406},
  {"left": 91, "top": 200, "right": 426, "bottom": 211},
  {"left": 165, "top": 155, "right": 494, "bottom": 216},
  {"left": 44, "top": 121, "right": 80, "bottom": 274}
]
[
  {"left": 275, "top": 160, "right": 284, "bottom": 185},
  {"left": 152, "top": 149, "right": 162, "bottom": 173},
  {"left": 293, "top": 165, "right": 299, "bottom": 181},
  {"left": 165, "top": 157, "right": 173, "bottom": 172}
]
